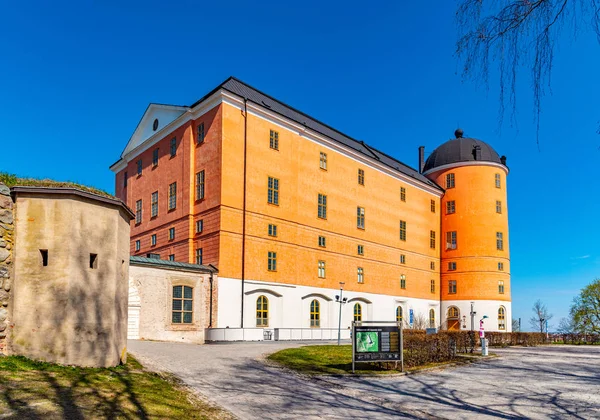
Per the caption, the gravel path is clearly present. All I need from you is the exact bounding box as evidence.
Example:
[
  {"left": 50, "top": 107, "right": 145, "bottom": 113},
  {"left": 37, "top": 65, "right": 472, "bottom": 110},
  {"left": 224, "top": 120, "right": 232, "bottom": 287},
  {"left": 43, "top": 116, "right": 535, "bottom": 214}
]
[{"left": 128, "top": 340, "right": 600, "bottom": 419}]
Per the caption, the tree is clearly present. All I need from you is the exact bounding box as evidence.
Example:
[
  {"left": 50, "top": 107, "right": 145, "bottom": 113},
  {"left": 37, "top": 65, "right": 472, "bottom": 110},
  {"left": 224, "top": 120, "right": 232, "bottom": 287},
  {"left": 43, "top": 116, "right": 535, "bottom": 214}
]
[
  {"left": 529, "top": 299, "right": 553, "bottom": 332},
  {"left": 570, "top": 278, "right": 600, "bottom": 333},
  {"left": 411, "top": 313, "right": 429, "bottom": 330},
  {"left": 512, "top": 318, "right": 520, "bottom": 332},
  {"left": 456, "top": 1, "right": 600, "bottom": 143},
  {"left": 557, "top": 316, "right": 576, "bottom": 334}
]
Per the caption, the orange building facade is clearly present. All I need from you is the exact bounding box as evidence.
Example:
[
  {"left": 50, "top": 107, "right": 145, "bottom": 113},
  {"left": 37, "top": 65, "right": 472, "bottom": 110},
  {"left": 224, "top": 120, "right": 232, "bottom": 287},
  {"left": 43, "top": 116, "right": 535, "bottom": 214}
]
[{"left": 111, "top": 78, "right": 511, "bottom": 335}]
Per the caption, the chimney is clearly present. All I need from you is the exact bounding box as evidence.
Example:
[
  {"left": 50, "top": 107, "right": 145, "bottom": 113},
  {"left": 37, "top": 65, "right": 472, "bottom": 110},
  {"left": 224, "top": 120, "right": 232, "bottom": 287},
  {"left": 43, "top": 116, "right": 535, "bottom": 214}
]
[
  {"left": 473, "top": 145, "right": 482, "bottom": 160},
  {"left": 500, "top": 155, "right": 507, "bottom": 166},
  {"left": 418, "top": 146, "right": 425, "bottom": 173}
]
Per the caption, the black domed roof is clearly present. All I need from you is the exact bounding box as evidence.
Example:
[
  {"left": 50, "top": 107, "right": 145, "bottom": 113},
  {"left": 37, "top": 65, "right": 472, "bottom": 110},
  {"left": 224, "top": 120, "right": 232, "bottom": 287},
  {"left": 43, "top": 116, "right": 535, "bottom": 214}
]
[{"left": 423, "top": 130, "right": 504, "bottom": 173}]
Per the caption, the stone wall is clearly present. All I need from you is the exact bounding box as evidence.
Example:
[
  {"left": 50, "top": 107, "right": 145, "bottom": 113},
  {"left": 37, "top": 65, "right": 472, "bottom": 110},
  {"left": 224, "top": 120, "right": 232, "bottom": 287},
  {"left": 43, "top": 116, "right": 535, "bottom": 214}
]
[{"left": 0, "top": 182, "right": 14, "bottom": 354}]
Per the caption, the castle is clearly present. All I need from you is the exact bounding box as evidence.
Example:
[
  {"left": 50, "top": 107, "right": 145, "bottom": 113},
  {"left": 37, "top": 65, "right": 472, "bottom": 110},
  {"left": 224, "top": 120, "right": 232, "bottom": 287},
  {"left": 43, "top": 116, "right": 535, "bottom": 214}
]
[{"left": 111, "top": 77, "right": 511, "bottom": 337}]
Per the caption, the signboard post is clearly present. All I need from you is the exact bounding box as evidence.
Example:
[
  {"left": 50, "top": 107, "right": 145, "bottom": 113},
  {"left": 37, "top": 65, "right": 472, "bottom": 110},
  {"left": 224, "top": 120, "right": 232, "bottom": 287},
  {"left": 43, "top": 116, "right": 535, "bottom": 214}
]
[{"left": 352, "top": 321, "right": 403, "bottom": 373}]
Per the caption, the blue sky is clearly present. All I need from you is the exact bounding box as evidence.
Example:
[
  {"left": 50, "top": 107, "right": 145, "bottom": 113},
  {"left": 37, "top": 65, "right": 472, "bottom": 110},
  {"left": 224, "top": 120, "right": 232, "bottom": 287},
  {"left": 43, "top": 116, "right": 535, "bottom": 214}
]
[{"left": 1, "top": 1, "right": 598, "bottom": 329}]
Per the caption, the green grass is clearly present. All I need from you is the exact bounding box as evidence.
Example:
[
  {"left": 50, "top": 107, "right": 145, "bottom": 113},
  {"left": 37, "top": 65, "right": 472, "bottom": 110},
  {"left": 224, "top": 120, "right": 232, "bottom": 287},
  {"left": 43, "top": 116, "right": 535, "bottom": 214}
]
[
  {"left": 0, "top": 171, "right": 114, "bottom": 199},
  {"left": 0, "top": 354, "right": 233, "bottom": 419}
]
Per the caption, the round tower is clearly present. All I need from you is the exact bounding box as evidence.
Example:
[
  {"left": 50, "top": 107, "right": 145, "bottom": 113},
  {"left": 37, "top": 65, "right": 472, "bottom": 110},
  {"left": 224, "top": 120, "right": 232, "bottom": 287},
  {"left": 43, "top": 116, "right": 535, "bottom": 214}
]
[{"left": 423, "top": 129, "right": 511, "bottom": 332}]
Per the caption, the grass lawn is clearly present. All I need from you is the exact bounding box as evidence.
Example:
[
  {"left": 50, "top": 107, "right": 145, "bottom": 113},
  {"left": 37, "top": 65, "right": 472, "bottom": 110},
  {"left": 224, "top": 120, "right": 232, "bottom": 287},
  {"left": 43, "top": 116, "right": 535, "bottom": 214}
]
[
  {"left": 267, "top": 345, "right": 472, "bottom": 375},
  {"left": 0, "top": 354, "right": 233, "bottom": 419}
]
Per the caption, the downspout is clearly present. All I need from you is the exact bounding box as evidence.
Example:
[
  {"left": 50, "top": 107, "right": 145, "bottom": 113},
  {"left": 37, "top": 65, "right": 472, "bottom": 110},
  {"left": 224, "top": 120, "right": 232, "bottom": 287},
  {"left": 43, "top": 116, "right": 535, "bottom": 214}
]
[
  {"left": 209, "top": 271, "right": 214, "bottom": 328},
  {"left": 240, "top": 98, "right": 248, "bottom": 328}
]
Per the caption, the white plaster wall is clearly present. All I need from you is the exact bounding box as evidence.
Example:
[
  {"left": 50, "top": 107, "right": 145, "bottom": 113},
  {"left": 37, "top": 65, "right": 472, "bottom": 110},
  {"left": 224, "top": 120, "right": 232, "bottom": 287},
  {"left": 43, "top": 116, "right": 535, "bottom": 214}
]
[
  {"left": 217, "top": 277, "right": 442, "bottom": 330},
  {"left": 441, "top": 300, "right": 512, "bottom": 332}
]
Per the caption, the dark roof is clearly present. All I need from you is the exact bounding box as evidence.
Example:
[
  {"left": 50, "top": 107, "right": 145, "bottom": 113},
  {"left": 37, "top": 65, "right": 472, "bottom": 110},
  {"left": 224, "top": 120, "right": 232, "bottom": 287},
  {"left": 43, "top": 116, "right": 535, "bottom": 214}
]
[
  {"left": 130, "top": 256, "right": 218, "bottom": 273},
  {"left": 10, "top": 186, "right": 134, "bottom": 219},
  {"left": 191, "top": 77, "right": 441, "bottom": 190},
  {"left": 423, "top": 136, "right": 503, "bottom": 173}
]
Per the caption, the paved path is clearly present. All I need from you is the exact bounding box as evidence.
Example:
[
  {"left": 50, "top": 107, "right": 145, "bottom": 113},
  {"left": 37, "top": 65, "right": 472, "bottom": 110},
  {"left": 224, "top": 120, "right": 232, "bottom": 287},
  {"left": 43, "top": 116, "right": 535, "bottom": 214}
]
[{"left": 129, "top": 340, "right": 600, "bottom": 419}]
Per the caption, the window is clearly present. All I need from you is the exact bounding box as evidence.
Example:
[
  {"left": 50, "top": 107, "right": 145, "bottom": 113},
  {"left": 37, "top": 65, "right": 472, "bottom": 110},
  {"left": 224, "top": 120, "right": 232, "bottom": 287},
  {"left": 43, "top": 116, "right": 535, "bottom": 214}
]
[
  {"left": 358, "top": 169, "right": 365, "bottom": 185},
  {"left": 449, "top": 280, "right": 457, "bottom": 294},
  {"left": 498, "top": 262, "right": 504, "bottom": 271},
  {"left": 357, "top": 267, "right": 364, "bottom": 283},
  {"left": 268, "top": 224, "right": 278, "bottom": 237},
  {"left": 168, "top": 254, "right": 175, "bottom": 261},
  {"left": 151, "top": 234, "right": 157, "bottom": 246},
  {"left": 196, "top": 220, "right": 204, "bottom": 233},
  {"left": 269, "top": 130, "right": 279, "bottom": 150},
  {"left": 429, "top": 309, "right": 435, "bottom": 328},
  {"left": 318, "top": 194, "right": 327, "bottom": 219},
  {"left": 196, "top": 248, "right": 203, "bottom": 265},
  {"left": 318, "top": 261, "right": 326, "bottom": 278},
  {"left": 446, "top": 200, "right": 455, "bottom": 214},
  {"left": 169, "top": 227, "right": 175, "bottom": 241},
  {"left": 400, "top": 274, "right": 406, "bottom": 289},
  {"left": 430, "top": 261, "right": 435, "bottom": 270},
  {"left": 152, "top": 148, "right": 159, "bottom": 166},
  {"left": 318, "top": 236, "right": 326, "bottom": 247},
  {"left": 430, "top": 200, "right": 436, "bottom": 213},
  {"left": 448, "top": 306, "right": 459, "bottom": 319},
  {"left": 135, "top": 240, "right": 140, "bottom": 251},
  {"left": 151, "top": 192, "right": 158, "bottom": 218},
  {"left": 197, "top": 122, "right": 205, "bottom": 144},
  {"left": 448, "top": 261, "right": 457, "bottom": 271},
  {"left": 124, "top": 171, "right": 128, "bottom": 188},
  {"left": 396, "top": 306, "right": 403, "bottom": 323},
  {"left": 446, "top": 231, "right": 457, "bottom": 250},
  {"left": 135, "top": 200, "right": 142, "bottom": 224},
  {"left": 196, "top": 171, "right": 205, "bottom": 200},
  {"left": 357, "top": 207, "right": 365, "bottom": 229},
  {"left": 496, "top": 200, "right": 502, "bottom": 214},
  {"left": 256, "top": 295, "right": 269, "bottom": 327},
  {"left": 498, "top": 306, "right": 506, "bottom": 330},
  {"left": 268, "top": 251, "right": 277, "bottom": 271},
  {"left": 400, "top": 254, "right": 406, "bottom": 264},
  {"left": 400, "top": 187, "right": 406, "bottom": 202},
  {"left": 320, "top": 152, "right": 327, "bottom": 170},
  {"left": 172, "top": 285, "right": 193, "bottom": 324},
  {"left": 40, "top": 249, "right": 48, "bottom": 267},
  {"left": 496, "top": 232, "right": 504, "bottom": 250},
  {"left": 268, "top": 177, "right": 279, "bottom": 205},
  {"left": 353, "top": 303, "right": 362, "bottom": 321},
  {"left": 137, "top": 159, "right": 142, "bottom": 176},
  {"left": 399, "top": 220, "right": 406, "bottom": 241},
  {"left": 499, "top": 280, "right": 505, "bottom": 294},
  {"left": 357, "top": 245, "right": 364, "bottom": 255},
  {"left": 430, "top": 231, "right": 435, "bottom": 249},
  {"left": 310, "top": 300, "right": 320, "bottom": 327},
  {"left": 495, "top": 173, "right": 501, "bottom": 188},
  {"left": 446, "top": 173, "right": 455, "bottom": 188},
  {"left": 168, "top": 182, "right": 177, "bottom": 210},
  {"left": 430, "top": 279, "right": 435, "bottom": 293},
  {"left": 170, "top": 137, "right": 177, "bottom": 157},
  {"left": 147, "top": 253, "right": 160, "bottom": 259}
]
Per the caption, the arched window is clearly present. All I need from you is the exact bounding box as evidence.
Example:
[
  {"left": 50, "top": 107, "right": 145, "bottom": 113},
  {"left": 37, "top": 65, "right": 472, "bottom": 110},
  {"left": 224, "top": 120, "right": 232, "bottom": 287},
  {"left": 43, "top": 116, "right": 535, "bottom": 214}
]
[
  {"left": 310, "top": 300, "right": 320, "bottom": 327},
  {"left": 498, "top": 306, "right": 506, "bottom": 330},
  {"left": 172, "top": 285, "right": 193, "bottom": 324},
  {"left": 256, "top": 295, "right": 269, "bottom": 327},
  {"left": 429, "top": 309, "right": 435, "bottom": 328},
  {"left": 353, "top": 303, "right": 362, "bottom": 322},
  {"left": 396, "top": 306, "right": 403, "bottom": 323},
  {"left": 448, "top": 306, "right": 459, "bottom": 319}
]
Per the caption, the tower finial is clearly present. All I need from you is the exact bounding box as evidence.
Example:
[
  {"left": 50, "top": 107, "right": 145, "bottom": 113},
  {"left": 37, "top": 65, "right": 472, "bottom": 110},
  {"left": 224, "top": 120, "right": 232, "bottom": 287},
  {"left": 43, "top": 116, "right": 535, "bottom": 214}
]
[{"left": 454, "top": 128, "right": 464, "bottom": 138}]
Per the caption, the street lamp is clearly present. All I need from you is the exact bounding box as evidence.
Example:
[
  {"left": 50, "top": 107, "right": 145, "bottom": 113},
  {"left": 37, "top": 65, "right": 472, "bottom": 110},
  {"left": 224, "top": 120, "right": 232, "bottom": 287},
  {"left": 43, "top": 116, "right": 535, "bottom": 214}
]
[
  {"left": 335, "top": 282, "right": 347, "bottom": 345},
  {"left": 470, "top": 302, "right": 477, "bottom": 331}
]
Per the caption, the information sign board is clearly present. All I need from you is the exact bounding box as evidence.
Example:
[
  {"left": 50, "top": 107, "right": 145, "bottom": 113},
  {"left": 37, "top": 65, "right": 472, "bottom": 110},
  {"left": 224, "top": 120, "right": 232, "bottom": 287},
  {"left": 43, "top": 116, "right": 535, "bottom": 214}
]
[
  {"left": 353, "top": 324, "right": 401, "bottom": 365},
  {"left": 409, "top": 309, "right": 414, "bottom": 326}
]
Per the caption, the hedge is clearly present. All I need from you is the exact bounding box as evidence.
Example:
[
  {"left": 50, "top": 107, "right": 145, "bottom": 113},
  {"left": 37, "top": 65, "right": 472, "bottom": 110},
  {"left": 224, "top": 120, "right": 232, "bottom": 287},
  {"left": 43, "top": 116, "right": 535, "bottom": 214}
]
[{"left": 549, "top": 333, "right": 600, "bottom": 344}]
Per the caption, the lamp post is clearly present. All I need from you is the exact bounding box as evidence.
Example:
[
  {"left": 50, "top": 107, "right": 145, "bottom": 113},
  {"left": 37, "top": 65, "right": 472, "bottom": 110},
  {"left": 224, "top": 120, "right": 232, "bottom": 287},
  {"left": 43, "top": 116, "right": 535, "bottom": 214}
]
[
  {"left": 470, "top": 302, "right": 476, "bottom": 331},
  {"left": 335, "top": 282, "right": 347, "bottom": 345}
]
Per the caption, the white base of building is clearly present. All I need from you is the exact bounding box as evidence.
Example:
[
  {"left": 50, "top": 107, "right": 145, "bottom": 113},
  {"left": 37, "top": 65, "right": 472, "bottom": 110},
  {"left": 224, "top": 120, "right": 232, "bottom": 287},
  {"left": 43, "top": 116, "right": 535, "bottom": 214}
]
[{"left": 442, "top": 300, "right": 512, "bottom": 333}]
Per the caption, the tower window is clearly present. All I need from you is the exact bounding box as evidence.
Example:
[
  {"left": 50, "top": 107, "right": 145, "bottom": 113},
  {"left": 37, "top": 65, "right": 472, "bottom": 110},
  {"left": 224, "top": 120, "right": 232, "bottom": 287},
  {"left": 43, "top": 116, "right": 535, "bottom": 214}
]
[
  {"left": 40, "top": 249, "right": 48, "bottom": 267},
  {"left": 152, "top": 148, "right": 159, "bottom": 166},
  {"left": 446, "top": 231, "right": 457, "bottom": 250},
  {"left": 400, "top": 254, "right": 406, "bottom": 264},
  {"left": 318, "top": 194, "right": 327, "bottom": 219},
  {"left": 357, "top": 244, "right": 364, "bottom": 255},
  {"left": 430, "top": 279, "right": 435, "bottom": 293},
  {"left": 400, "top": 187, "right": 406, "bottom": 202},
  {"left": 151, "top": 191, "right": 158, "bottom": 218},
  {"left": 196, "top": 248, "right": 203, "bottom": 265},
  {"left": 135, "top": 200, "right": 142, "bottom": 224},
  {"left": 320, "top": 152, "right": 327, "bottom": 170},
  {"left": 170, "top": 137, "right": 177, "bottom": 157},
  {"left": 496, "top": 200, "right": 502, "bottom": 214},
  {"left": 357, "top": 207, "right": 365, "bottom": 229},
  {"left": 430, "top": 200, "right": 435, "bottom": 213},
  {"left": 498, "top": 262, "right": 504, "bottom": 271},
  {"left": 358, "top": 169, "right": 365, "bottom": 185},
  {"left": 495, "top": 173, "right": 501, "bottom": 188},
  {"left": 449, "top": 280, "right": 457, "bottom": 294},
  {"left": 318, "top": 261, "right": 326, "bottom": 278},
  {"left": 268, "top": 251, "right": 277, "bottom": 271},
  {"left": 400, "top": 274, "right": 406, "bottom": 289},
  {"left": 448, "top": 261, "right": 457, "bottom": 271},
  {"left": 499, "top": 280, "right": 505, "bottom": 294},
  {"left": 430, "top": 261, "right": 435, "bottom": 270},
  {"left": 496, "top": 232, "right": 504, "bottom": 250},
  {"left": 197, "top": 122, "right": 205, "bottom": 144},
  {"left": 446, "top": 173, "right": 455, "bottom": 189},
  {"left": 430, "top": 231, "right": 435, "bottom": 249},
  {"left": 357, "top": 267, "right": 364, "bottom": 283},
  {"left": 446, "top": 200, "right": 456, "bottom": 214},
  {"left": 168, "top": 182, "right": 177, "bottom": 210},
  {"left": 196, "top": 170, "right": 205, "bottom": 200},
  {"left": 399, "top": 220, "right": 407, "bottom": 241},
  {"left": 169, "top": 227, "right": 175, "bottom": 241},
  {"left": 268, "top": 177, "right": 279, "bottom": 205},
  {"left": 196, "top": 219, "right": 204, "bottom": 234},
  {"left": 151, "top": 234, "right": 156, "bottom": 246},
  {"left": 318, "top": 235, "right": 326, "bottom": 247},
  {"left": 268, "top": 224, "right": 278, "bottom": 237},
  {"left": 137, "top": 159, "right": 143, "bottom": 176}
]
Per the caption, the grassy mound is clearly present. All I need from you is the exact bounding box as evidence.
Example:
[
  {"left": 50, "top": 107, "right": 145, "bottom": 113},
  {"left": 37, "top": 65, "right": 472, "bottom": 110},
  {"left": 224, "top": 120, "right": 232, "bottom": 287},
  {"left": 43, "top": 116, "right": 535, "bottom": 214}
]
[{"left": 0, "top": 171, "right": 113, "bottom": 199}]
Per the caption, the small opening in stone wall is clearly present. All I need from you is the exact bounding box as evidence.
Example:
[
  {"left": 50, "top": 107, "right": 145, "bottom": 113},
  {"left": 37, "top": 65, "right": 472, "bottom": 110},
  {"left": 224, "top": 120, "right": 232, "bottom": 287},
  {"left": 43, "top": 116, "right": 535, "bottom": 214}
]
[
  {"left": 40, "top": 249, "right": 48, "bottom": 266},
  {"left": 90, "top": 253, "right": 98, "bottom": 269}
]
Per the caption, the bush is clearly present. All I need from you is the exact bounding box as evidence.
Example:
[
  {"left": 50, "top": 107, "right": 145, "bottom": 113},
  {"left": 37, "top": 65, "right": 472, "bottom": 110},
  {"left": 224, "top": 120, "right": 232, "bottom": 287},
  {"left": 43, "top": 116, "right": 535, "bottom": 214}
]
[
  {"left": 549, "top": 333, "right": 600, "bottom": 345},
  {"left": 403, "top": 331, "right": 474, "bottom": 368},
  {"left": 485, "top": 332, "right": 546, "bottom": 347}
]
